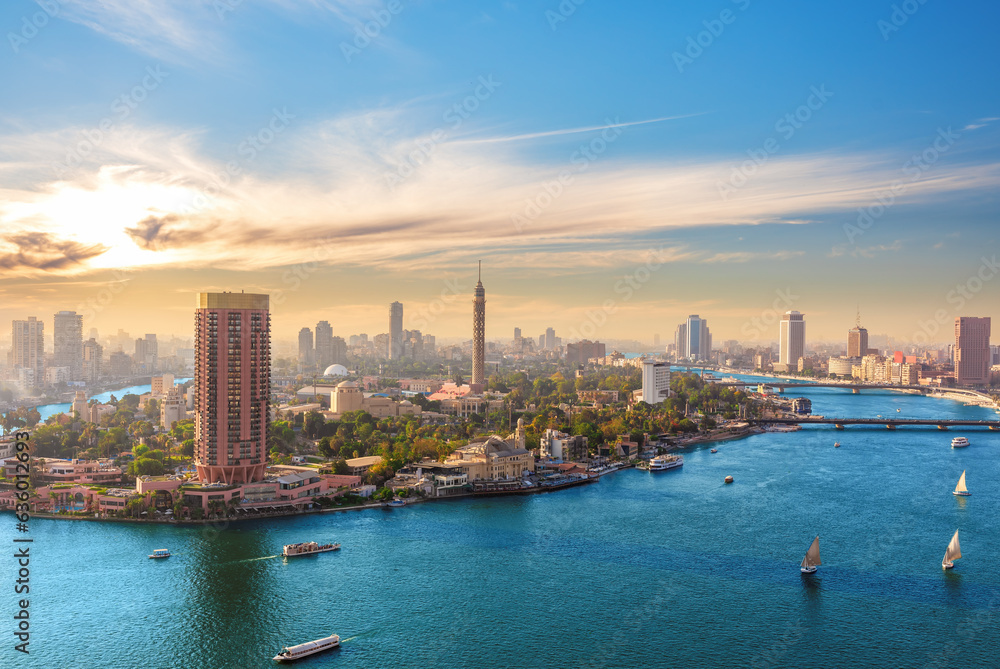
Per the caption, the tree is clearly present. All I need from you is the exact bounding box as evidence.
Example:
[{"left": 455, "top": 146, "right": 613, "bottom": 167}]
[{"left": 331, "top": 458, "right": 350, "bottom": 476}]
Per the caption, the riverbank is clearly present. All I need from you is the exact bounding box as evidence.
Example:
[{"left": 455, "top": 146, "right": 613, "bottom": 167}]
[{"left": 670, "top": 427, "right": 763, "bottom": 449}]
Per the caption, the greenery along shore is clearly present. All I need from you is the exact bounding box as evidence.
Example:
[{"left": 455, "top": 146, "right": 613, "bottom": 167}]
[{"left": 3, "top": 370, "right": 753, "bottom": 495}]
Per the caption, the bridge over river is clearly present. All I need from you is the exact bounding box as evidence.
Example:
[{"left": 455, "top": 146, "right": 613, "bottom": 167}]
[{"left": 749, "top": 417, "right": 1000, "bottom": 430}]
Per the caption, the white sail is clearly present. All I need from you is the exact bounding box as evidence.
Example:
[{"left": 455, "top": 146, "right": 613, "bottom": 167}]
[
  {"left": 955, "top": 470, "right": 968, "bottom": 494},
  {"left": 801, "top": 536, "right": 821, "bottom": 568},
  {"left": 943, "top": 530, "right": 962, "bottom": 564}
]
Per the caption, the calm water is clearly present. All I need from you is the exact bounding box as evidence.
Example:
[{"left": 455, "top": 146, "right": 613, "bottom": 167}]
[
  {"left": 33, "top": 378, "right": 192, "bottom": 423},
  {"left": 14, "top": 382, "right": 1000, "bottom": 668}
]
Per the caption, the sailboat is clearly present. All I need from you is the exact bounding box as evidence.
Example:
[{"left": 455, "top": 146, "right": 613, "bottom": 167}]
[
  {"left": 942, "top": 530, "right": 962, "bottom": 569},
  {"left": 800, "top": 536, "right": 821, "bottom": 574},
  {"left": 953, "top": 470, "right": 971, "bottom": 497}
]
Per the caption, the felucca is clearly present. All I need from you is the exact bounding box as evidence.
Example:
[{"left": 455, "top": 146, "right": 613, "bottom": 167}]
[
  {"left": 800, "top": 536, "right": 821, "bottom": 574},
  {"left": 953, "top": 470, "right": 971, "bottom": 497},
  {"left": 942, "top": 530, "right": 962, "bottom": 570}
]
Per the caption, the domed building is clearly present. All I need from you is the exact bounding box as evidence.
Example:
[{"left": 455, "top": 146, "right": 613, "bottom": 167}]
[
  {"left": 330, "top": 380, "right": 363, "bottom": 413},
  {"left": 322, "top": 363, "right": 349, "bottom": 377}
]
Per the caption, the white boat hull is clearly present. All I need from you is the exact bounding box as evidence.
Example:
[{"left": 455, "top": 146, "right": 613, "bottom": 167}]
[
  {"left": 800, "top": 566, "right": 817, "bottom": 574},
  {"left": 952, "top": 491, "right": 971, "bottom": 497},
  {"left": 942, "top": 561, "right": 955, "bottom": 570}
]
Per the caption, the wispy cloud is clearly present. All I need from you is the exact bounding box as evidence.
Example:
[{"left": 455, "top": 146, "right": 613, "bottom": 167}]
[
  {"left": 455, "top": 113, "right": 707, "bottom": 145},
  {"left": 828, "top": 240, "right": 903, "bottom": 258}
]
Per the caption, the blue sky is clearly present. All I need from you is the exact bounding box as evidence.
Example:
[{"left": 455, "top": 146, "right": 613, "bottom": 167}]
[{"left": 1, "top": 0, "right": 997, "bottom": 346}]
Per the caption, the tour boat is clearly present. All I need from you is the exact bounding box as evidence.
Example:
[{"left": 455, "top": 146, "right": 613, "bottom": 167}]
[
  {"left": 951, "top": 437, "right": 970, "bottom": 449},
  {"left": 800, "top": 536, "right": 821, "bottom": 574},
  {"left": 953, "top": 470, "right": 970, "bottom": 497},
  {"left": 282, "top": 542, "right": 341, "bottom": 557},
  {"left": 273, "top": 634, "right": 340, "bottom": 662},
  {"left": 648, "top": 454, "right": 683, "bottom": 471},
  {"left": 148, "top": 548, "right": 171, "bottom": 559},
  {"left": 724, "top": 475, "right": 734, "bottom": 484},
  {"left": 942, "top": 530, "right": 962, "bottom": 570}
]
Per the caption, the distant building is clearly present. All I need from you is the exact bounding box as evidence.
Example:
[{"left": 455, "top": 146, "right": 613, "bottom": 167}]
[
  {"left": 848, "top": 325, "right": 869, "bottom": 358},
  {"left": 540, "top": 429, "right": 588, "bottom": 461},
  {"left": 160, "top": 386, "right": 186, "bottom": 429},
  {"left": 53, "top": 311, "right": 83, "bottom": 380},
  {"left": 107, "top": 351, "right": 132, "bottom": 377},
  {"left": 779, "top": 311, "right": 806, "bottom": 370},
  {"left": 544, "top": 327, "right": 556, "bottom": 350},
  {"left": 566, "top": 340, "right": 606, "bottom": 364},
  {"left": 298, "top": 327, "right": 314, "bottom": 366},
  {"left": 9, "top": 316, "right": 45, "bottom": 387},
  {"left": 315, "top": 320, "right": 333, "bottom": 367},
  {"left": 389, "top": 302, "right": 404, "bottom": 359},
  {"left": 828, "top": 356, "right": 859, "bottom": 377},
  {"left": 676, "top": 315, "right": 712, "bottom": 360},
  {"left": 82, "top": 338, "right": 103, "bottom": 382},
  {"left": 640, "top": 360, "right": 671, "bottom": 404},
  {"left": 954, "top": 317, "right": 991, "bottom": 385},
  {"left": 134, "top": 334, "right": 158, "bottom": 373}
]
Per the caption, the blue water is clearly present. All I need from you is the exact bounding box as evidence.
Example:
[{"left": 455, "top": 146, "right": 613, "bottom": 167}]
[
  {"left": 13, "top": 385, "right": 1000, "bottom": 668},
  {"left": 34, "top": 378, "right": 192, "bottom": 423}
]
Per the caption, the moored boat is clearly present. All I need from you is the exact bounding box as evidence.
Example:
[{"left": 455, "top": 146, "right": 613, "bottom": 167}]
[
  {"left": 148, "top": 548, "right": 171, "bottom": 559},
  {"left": 953, "top": 470, "right": 970, "bottom": 497},
  {"left": 273, "top": 634, "right": 340, "bottom": 662},
  {"left": 951, "top": 437, "right": 970, "bottom": 449},
  {"left": 648, "top": 454, "right": 683, "bottom": 471},
  {"left": 282, "top": 542, "right": 340, "bottom": 557},
  {"left": 942, "top": 530, "right": 962, "bottom": 569},
  {"left": 800, "top": 536, "right": 821, "bottom": 574}
]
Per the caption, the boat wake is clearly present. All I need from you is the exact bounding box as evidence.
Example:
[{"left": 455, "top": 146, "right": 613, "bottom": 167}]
[{"left": 233, "top": 555, "right": 279, "bottom": 564}]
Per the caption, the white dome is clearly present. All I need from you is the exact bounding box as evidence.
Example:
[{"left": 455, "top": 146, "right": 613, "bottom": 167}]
[
  {"left": 336, "top": 380, "right": 358, "bottom": 388},
  {"left": 323, "top": 364, "right": 349, "bottom": 376}
]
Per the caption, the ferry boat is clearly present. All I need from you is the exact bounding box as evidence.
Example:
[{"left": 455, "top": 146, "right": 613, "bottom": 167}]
[
  {"left": 951, "top": 437, "right": 970, "bottom": 449},
  {"left": 282, "top": 542, "right": 340, "bottom": 557},
  {"left": 648, "top": 454, "right": 683, "bottom": 471},
  {"left": 148, "top": 548, "right": 171, "bottom": 559},
  {"left": 273, "top": 634, "right": 340, "bottom": 662}
]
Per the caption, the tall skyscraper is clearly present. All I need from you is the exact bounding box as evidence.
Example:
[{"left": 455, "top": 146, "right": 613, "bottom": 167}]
[
  {"left": 389, "top": 302, "right": 403, "bottom": 359},
  {"left": 779, "top": 310, "right": 806, "bottom": 367},
  {"left": 472, "top": 262, "right": 486, "bottom": 387},
  {"left": 314, "top": 320, "right": 333, "bottom": 367},
  {"left": 681, "top": 315, "right": 712, "bottom": 360},
  {"left": 954, "top": 316, "right": 991, "bottom": 385},
  {"left": 513, "top": 327, "right": 521, "bottom": 340},
  {"left": 641, "top": 360, "right": 671, "bottom": 404},
  {"left": 82, "top": 338, "right": 103, "bottom": 382},
  {"left": 9, "top": 317, "right": 45, "bottom": 387},
  {"left": 544, "top": 327, "right": 555, "bottom": 350},
  {"left": 847, "top": 310, "right": 868, "bottom": 358},
  {"left": 193, "top": 292, "right": 270, "bottom": 484},
  {"left": 298, "top": 327, "right": 314, "bottom": 366},
  {"left": 53, "top": 310, "right": 83, "bottom": 379}
]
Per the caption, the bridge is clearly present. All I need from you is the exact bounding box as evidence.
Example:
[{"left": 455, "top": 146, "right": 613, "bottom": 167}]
[
  {"left": 714, "top": 381, "right": 995, "bottom": 404},
  {"left": 748, "top": 417, "right": 1000, "bottom": 430}
]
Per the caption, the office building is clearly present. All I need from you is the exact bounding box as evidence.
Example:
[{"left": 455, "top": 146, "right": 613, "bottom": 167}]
[
  {"left": 389, "top": 302, "right": 404, "bottom": 359},
  {"left": 53, "top": 310, "right": 83, "bottom": 379},
  {"left": 640, "top": 360, "right": 671, "bottom": 404},
  {"left": 954, "top": 317, "right": 991, "bottom": 385},
  {"left": 676, "top": 315, "right": 711, "bottom": 360},
  {"left": 314, "top": 320, "right": 333, "bottom": 367},
  {"left": 82, "top": 338, "right": 103, "bottom": 382},
  {"left": 298, "top": 327, "right": 314, "bottom": 366},
  {"left": 779, "top": 311, "right": 806, "bottom": 369},
  {"left": 193, "top": 292, "right": 270, "bottom": 484},
  {"left": 9, "top": 317, "right": 45, "bottom": 387}
]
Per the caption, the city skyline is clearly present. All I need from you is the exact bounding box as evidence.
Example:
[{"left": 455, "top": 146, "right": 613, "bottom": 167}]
[{"left": 1, "top": 2, "right": 998, "bottom": 345}]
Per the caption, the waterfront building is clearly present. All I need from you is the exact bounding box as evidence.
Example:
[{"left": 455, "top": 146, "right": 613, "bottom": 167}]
[
  {"left": 345, "top": 455, "right": 383, "bottom": 477},
  {"left": 779, "top": 311, "right": 806, "bottom": 370},
  {"left": 193, "top": 292, "right": 270, "bottom": 484},
  {"left": 676, "top": 315, "right": 712, "bottom": 360},
  {"left": 445, "top": 434, "right": 534, "bottom": 481},
  {"left": 389, "top": 302, "right": 404, "bottom": 359},
  {"left": 954, "top": 316, "right": 991, "bottom": 385},
  {"left": 9, "top": 316, "right": 45, "bottom": 387},
  {"left": 640, "top": 360, "right": 671, "bottom": 404},
  {"left": 828, "top": 356, "right": 860, "bottom": 377},
  {"left": 53, "top": 310, "right": 83, "bottom": 380},
  {"left": 472, "top": 263, "right": 486, "bottom": 388},
  {"left": 539, "top": 429, "right": 588, "bottom": 461},
  {"left": 566, "top": 339, "right": 606, "bottom": 364},
  {"left": 151, "top": 374, "right": 175, "bottom": 398},
  {"left": 2, "top": 457, "right": 123, "bottom": 486}
]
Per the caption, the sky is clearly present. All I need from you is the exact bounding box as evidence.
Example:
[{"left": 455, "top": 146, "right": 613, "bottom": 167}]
[{"left": 0, "top": 0, "right": 998, "bottom": 348}]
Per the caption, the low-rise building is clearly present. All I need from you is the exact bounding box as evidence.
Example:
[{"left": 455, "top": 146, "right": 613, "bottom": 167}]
[
  {"left": 444, "top": 434, "right": 535, "bottom": 482},
  {"left": 345, "top": 455, "right": 383, "bottom": 476}
]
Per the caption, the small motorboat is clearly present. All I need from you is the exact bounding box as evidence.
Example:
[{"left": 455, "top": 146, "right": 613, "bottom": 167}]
[
  {"left": 148, "top": 548, "right": 171, "bottom": 559},
  {"left": 724, "top": 475, "right": 734, "bottom": 484},
  {"left": 834, "top": 442, "right": 841, "bottom": 448},
  {"left": 710, "top": 448, "right": 718, "bottom": 453}
]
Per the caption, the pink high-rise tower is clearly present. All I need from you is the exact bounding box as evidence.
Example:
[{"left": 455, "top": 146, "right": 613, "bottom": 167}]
[{"left": 193, "top": 292, "right": 270, "bottom": 484}]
